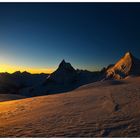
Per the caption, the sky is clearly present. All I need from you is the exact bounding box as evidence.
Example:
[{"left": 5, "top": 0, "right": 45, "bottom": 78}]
[{"left": 0, "top": 3, "right": 140, "bottom": 73}]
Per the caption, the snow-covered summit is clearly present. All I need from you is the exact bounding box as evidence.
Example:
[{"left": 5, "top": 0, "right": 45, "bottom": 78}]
[{"left": 106, "top": 52, "right": 140, "bottom": 79}]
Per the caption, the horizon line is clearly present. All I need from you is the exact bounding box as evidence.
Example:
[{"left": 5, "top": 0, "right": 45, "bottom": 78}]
[{"left": 0, "top": 51, "right": 135, "bottom": 74}]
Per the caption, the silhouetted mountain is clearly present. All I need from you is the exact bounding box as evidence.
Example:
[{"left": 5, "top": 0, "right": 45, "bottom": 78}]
[
  {"left": 0, "top": 72, "right": 48, "bottom": 95},
  {"left": 45, "top": 59, "right": 77, "bottom": 84},
  {"left": 26, "top": 60, "right": 101, "bottom": 96},
  {"left": 0, "top": 52, "right": 140, "bottom": 97}
]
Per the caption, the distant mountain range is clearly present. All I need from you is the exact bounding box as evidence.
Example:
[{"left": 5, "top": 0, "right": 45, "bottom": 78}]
[{"left": 0, "top": 52, "right": 140, "bottom": 97}]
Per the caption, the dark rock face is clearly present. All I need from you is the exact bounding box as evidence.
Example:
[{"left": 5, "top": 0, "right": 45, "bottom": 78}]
[
  {"left": 46, "top": 59, "right": 77, "bottom": 84},
  {"left": 0, "top": 72, "right": 48, "bottom": 95},
  {"left": 31, "top": 60, "right": 102, "bottom": 95}
]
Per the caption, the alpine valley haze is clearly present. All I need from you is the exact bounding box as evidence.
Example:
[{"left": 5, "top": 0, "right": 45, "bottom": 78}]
[{"left": 0, "top": 3, "right": 140, "bottom": 138}]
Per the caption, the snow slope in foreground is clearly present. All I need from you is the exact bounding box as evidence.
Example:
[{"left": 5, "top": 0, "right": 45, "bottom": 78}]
[{"left": 0, "top": 76, "right": 140, "bottom": 137}]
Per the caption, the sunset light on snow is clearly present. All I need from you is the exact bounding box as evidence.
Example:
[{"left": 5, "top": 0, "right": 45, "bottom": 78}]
[{"left": 0, "top": 2, "right": 140, "bottom": 138}]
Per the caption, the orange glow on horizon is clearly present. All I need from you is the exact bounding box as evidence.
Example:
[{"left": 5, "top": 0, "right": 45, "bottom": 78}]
[{"left": 0, "top": 64, "right": 55, "bottom": 74}]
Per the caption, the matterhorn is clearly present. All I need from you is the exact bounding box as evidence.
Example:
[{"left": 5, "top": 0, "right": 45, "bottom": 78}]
[{"left": 45, "top": 59, "right": 77, "bottom": 84}]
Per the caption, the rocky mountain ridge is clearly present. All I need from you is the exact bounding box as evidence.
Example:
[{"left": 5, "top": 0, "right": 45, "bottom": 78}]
[{"left": 0, "top": 52, "right": 140, "bottom": 96}]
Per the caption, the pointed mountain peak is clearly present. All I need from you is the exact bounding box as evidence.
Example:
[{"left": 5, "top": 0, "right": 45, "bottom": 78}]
[
  {"left": 106, "top": 51, "right": 140, "bottom": 79},
  {"left": 59, "top": 59, "right": 66, "bottom": 65},
  {"left": 45, "top": 60, "right": 77, "bottom": 84},
  {"left": 58, "top": 59, "right": 75, "bottom": 71},
  {"left": 124, "top": 51, "right": 133, "bottom": 58}
]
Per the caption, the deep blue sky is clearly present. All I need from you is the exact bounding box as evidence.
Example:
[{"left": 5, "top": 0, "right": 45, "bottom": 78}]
[{"left": 0, "top": 3, "right": 140, "bottom": 72}]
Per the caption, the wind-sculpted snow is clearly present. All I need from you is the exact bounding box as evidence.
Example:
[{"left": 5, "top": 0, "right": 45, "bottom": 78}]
[{"left": 0, "top": 77, "right": 140, "bottom": 137}]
